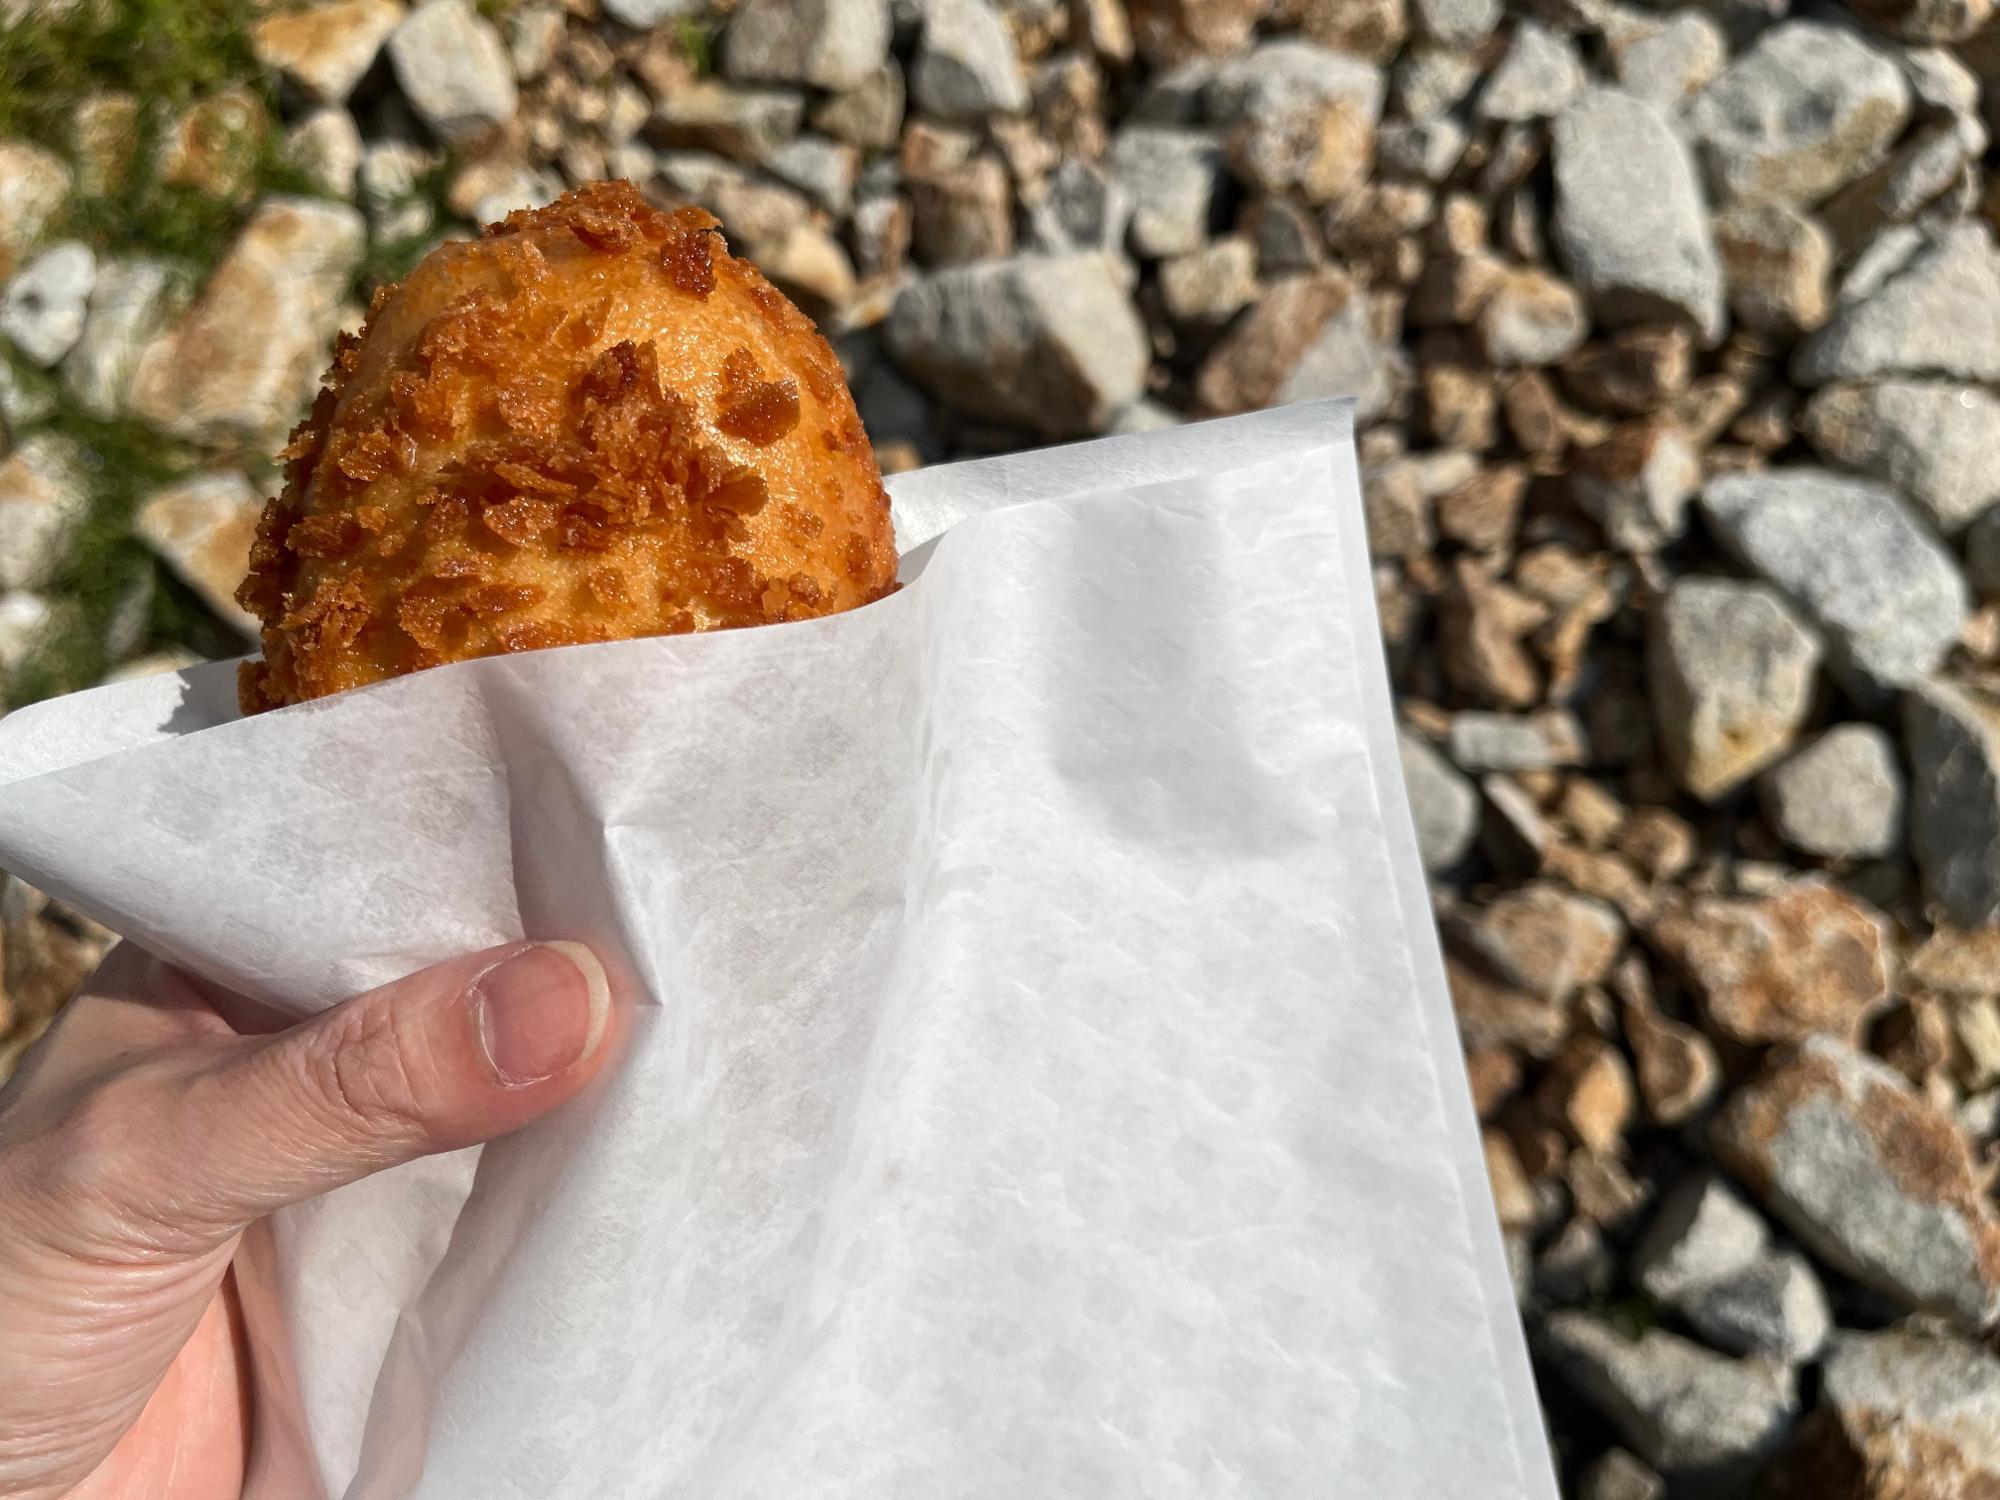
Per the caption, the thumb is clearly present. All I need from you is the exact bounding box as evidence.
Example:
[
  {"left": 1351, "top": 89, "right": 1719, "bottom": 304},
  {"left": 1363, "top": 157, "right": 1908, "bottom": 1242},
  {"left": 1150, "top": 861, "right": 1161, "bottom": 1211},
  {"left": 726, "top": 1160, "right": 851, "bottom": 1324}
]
[{"left": 168, "top": 942, "right": 614, "bottom": 1235}]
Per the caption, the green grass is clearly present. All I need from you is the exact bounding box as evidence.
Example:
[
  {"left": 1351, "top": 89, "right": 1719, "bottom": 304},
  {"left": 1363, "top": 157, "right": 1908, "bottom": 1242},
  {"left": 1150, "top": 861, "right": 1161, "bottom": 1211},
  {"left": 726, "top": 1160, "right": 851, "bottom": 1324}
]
[
  {"left": 0, "top": 0, "right": 261, "bottom": 142},
  {"left": 0, "top": 0, "right": 483, "bottom": 706},
  {"left": 675, "top": 15, "right": 719, "bottom": 77},
  {"left": 0, "top": 353, "right": 244, "bottom": 704},
  {"left": 0, "top": 0, "right": 328, "bottom": 275}
]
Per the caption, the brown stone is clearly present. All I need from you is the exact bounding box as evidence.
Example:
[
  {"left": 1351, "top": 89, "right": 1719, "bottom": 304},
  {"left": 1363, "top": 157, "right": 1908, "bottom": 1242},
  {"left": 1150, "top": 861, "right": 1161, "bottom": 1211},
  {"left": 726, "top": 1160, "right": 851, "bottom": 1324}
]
[
  {"left": 1441, "top": 557, "right": 1549, "bottom": 708},
  {"left": 1298, "top": 0, "right": 1406, "bottom": 60},
  {"left": 1364, "top": 450, "right": 1472, "bottom": 560},
  {"left": 1408, "top": 249, "right": 1507, "bottom": 327},
  {"left": 1955, "top": 997, "right": 2000, "bottom": 1091},
  {"left": 1129, "top": 0, "right": 1271, "bottom": 62},
  {"left": 253, "top": 0, "right": 404, "bottom": 104},
  {"left": 1071, "top": 0, "right": 1135, "bottom": 61},
  {"left": 1765, "top": 1330, "right": 2000, "bottom": 1500},
  {"left": 1435, "top": 464, "right": 1527, "bottom": 553},
  {"left": 1539, "top": 1035, "right": 1637, "bottom": 1155},
  {"left": 1465, "top": 1045, "right": 1522, "bottom": 1119},
  {"left": 1874, "top": 996, "right": 1957, "bottom": 1090},
  {"left": 1617, "top": 807, "right": 1698, "bottom": 883},
  {"left": 1194, "top": 269, "right": 1355, "bottom": 415},
  {"left": 757, "top": 223, "right": 857, "bottom": 313},
  {"left": 1715, "top": 1036, "right": 2000, "bottom": 1325},
  {"left": 130, "top": 197, "right": 366, "bottom": 446},
  {"left": 1567, "top": 1148, "right": 1650, "bottom": 1228},
  {"left": 1559, "top": 777, "right": 1627, "bottom": 848},
  {"left": 1420, "top": 362, "right": 1498, "bottom": 450},
  {"left": 133, "top": 473, "right": 263, "bottom": 636},
  {"left": 1544, "top": 843, "right": 1657, "bottom": 927},
  {"left": 1673, "top": 373, "right": 1751, "bottom": 447},
  {"left": 1454, "top": 881, "right": 1625, "bottom": 1004},
  {"left": 1714, "top": 204, "right": 1832, "bottom": 339},
  {"left": 1477, "top": 267, "right": 1589, "bottom": 367},
  {"left": 1448, "top": 954, "right": 1571, "bottom": 1059},
  {"left": 1652, "top": 883, "right": 1892, "bottom": 1048},
  {"left": 1498, "top": 368, "right": 1571, "bottom": 460},
  {"left": 1622, "top": 988, "right": 1722, "bottom": 1127},
  {"left": 907, "top": 149, "right": 1015, "bottom": 267},
  {"left": 1558, "top": 325, "right": 1694, "bottom": 416},
  {"left": 1730, "top": 386, "right": 1797, "bottom": 453},
  {"left": 155, "top": 87, "right": 267, "bottom": 203},
  {"left": 1031, "top": 55, "right": 1108, "bottom": 160},
  {"left": 1500, "top": 1097, "right": 1571, "bottom": 1179},
  {"left": 1905, "top": 927, "right": 2000, "bottom": 1001},
  {"left": 1483, "top": 1128, "right": 1538, "bottom": 1229}
]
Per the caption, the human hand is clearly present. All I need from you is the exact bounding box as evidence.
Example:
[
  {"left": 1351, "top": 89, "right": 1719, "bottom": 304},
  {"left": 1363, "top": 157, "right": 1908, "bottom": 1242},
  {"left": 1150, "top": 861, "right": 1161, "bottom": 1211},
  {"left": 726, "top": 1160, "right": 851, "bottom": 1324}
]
[{"left": 0, "top": 940, "right": 616, "bottom": 1500}]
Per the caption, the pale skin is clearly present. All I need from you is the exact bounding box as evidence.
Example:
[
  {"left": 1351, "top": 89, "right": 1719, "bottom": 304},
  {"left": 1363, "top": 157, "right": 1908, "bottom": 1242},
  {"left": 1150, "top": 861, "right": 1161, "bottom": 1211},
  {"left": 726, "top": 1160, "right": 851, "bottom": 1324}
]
[{"left": 0, "top": 940, "right": 617, "bottom": 1500}]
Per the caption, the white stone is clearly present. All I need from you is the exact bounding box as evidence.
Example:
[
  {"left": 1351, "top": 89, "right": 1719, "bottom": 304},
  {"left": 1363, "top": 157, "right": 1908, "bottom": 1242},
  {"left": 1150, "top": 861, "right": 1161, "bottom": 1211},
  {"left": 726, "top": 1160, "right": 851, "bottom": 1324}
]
[
  {"left": 59, "top": 256, "right": 174, "bottom": 419},
  {"left": 724, "top": 0, "right": 890, "bottom": 92},
  {"left": 388, "top": 0, "right": 518, "bottom": 145},
  {"left": 1761, "top": 725, "right": 1905, "bottom": 861},
  {"left": 601, "top": 0, "right": 700, "bottom": 22},
  {"left": 0, "top": 591, "right": 50, "bottom": 678},
  {"left": 1700, "top": 467, "right": 1968, "bottom": 699},
  {"left": 0, "top": 241, "right": 95, "bottom": 368},
  {"left": 0, "top": 140, "right": 70, "bottom": 282},
  {"left": 0, "top": 436, "right": 86, "bottom": 591},
  {"left": 1648, "top": 577, "right": 1821, "bottom": 802},
  {"left": 507, "top": 2, "right": 562, "bottom": 80},
  {"left": 1793, "top": 223, "right": 2000, "bottom": 385},
  {"left": 135, "top": 472, "right": 265, "bottom": 636},
  {"left": 130, "top": 197, "right": 366, "bottom": 447},
  {"left": 1683, "top": 21, "right": 1912, "bottom": 209},
  {"left": 886, "top": 253, "right": 1147, "bottom": 437},
  {"left": 287, "top": 107, "right": 364, "bottom": 200},
  {"left": 910, "top": 0, "right": 1027, "bottom": 119},
  {"left": 1477, "top": 20, "right": 1582, "bottom": 122},
  {"left": 1551, "top": 88, "right": 1723, "bottom": 340}
]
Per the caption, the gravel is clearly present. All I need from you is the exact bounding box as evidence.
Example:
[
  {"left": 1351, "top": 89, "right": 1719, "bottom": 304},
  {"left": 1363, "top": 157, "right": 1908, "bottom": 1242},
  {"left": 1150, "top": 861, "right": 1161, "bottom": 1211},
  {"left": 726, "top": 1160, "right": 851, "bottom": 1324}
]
[
  {"left": 7, "top": 0, "right": 2000, "bottom": 1483},
  {"left": 1107, "top": 125, "right": 1224, "bottom": 258},
  {"left": 723, "top": 0, "right": 889, "bottom": 91},
  {"left": 386, "top": 0, "right": 517, "bottom": 144},
  {"left": 1400, "top": 727, "right": 1479, "bottom": 872},
  {"left": 1683, "top": 21, "right": 1913, "bottom": 209},
  {"left": 1698, "top": 467, "right": 1967, "bottom": 700},
  {"left": 1540, "top": 1312, "right": 1799, "bottom": 1487},
  {"left": 909, "top": 0, "right": 1028, "bottom": 119},
  {"left": 1905, "top": 678, "right": 2000, "bottom": 927},
  {"left": 1551, "top": 87, "right": 1724, "bottom": 340},
  {"left": 1793, "top": 222, "right": 2000, "bottom": 383},
  {"left": 1759, "top": 724, "right": 1906, "bottom": 861},
  {"left": 885, "top": 253, "right": 1147, "bottom": 437},
  {"left": 1801, "top": 379, "right": 2000, "bottom": 532},
  {"left": 0, "top": 241, "right": 94, "bottom": 368},
  {"left": 1715, "top": 1036, "right": 2000, "bottom": 1327},
  {"left": 1647, "top": 577, "right": 1821, "bottom": 802}
]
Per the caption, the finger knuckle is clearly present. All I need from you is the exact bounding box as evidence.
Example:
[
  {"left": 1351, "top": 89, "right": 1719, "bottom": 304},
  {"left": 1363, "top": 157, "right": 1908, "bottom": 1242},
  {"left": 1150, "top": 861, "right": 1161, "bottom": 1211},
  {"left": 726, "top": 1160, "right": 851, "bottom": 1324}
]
[{"left": 305, "top": 998, "right": 438, "bottom": 1151}]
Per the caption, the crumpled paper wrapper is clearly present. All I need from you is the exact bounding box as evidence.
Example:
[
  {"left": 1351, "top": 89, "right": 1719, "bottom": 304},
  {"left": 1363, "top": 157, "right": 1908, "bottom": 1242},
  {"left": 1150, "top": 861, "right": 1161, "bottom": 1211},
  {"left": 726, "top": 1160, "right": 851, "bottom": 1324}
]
[{"left": 0, "top": 401, "right": 1553, "bottom": 1499}]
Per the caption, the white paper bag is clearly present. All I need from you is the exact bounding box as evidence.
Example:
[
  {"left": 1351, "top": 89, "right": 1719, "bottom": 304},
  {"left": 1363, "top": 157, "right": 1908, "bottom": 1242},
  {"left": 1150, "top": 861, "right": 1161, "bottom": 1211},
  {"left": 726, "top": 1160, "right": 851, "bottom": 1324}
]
[{"left": 0, "top": 401, "right": 1555, "bottom": 1499}]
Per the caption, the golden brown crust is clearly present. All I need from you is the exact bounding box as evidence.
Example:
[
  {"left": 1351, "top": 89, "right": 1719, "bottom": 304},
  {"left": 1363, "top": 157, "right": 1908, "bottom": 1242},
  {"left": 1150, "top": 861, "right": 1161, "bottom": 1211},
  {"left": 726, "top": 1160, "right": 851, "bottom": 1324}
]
[{"left": 236, "top": 180, "right": 896, "bottom": 711}]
